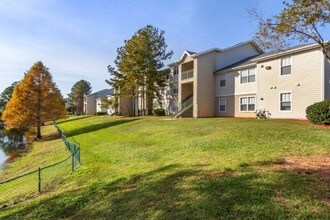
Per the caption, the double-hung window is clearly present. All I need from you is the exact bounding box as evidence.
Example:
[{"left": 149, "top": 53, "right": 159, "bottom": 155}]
[
  {"left": 280, "top": 92, "right": 292, "bottom": 111},
  {"left": 240, "top": 96, "right": 256, "bottom": 112},
  {"left": 241, "top": 68, "right": 255, "bottom": 84},
  {"left": 219, "top": 98, "right": 226, "bottom": 112},
  {"left": 220, "top": 74, "right": 226, "bottom": 87},
  {"left": 281, "top": 57, "right": 292, "bottom": 75}
]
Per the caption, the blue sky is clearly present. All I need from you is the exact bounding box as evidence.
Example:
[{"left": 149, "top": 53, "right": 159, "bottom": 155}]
[{"left": 0, "top": 0, "right": 329, "bottom": 97}]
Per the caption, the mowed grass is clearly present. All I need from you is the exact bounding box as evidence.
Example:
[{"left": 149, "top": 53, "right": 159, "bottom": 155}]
[{"left": 0, "top": 116, "right": 329, "bottom": 219}]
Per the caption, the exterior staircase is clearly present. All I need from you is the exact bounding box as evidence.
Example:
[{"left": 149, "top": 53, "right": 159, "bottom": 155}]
[{"left": 173, "top": 94, "right": 193, "bottom": 118}]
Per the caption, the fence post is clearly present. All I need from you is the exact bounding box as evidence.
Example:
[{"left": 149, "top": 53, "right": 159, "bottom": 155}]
[
  {"left": 72, "top": 152, "right": 75, "bottom": 172},
  {"left": 38, "top": 167, "right": 41, "bottom": 193}
]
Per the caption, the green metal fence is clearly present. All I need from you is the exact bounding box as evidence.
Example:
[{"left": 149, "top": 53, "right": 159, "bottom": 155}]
[{"left": 0, "top": 122, "right": 80, "bottom": 206}]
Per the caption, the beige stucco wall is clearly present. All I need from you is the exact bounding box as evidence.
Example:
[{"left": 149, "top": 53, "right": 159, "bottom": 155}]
[
  {"left": 118, "top": 96, "right": 132, "bottom": 116},
  {"left": 258, "top": 49, "right": 323, "bottom": 119},
  {"left": 196, "top": 51, "right": 216, "bottom": 117},
  {"left": 85, "top": 95, "right": 96, "bottom": 115}
]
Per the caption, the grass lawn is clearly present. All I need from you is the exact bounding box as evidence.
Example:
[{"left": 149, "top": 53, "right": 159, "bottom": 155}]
[{"left": 0, "top": 116, "right": 329, "bottom": 219}]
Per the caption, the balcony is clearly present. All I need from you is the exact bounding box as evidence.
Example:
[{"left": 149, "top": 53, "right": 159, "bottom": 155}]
[{"left": 181, "top": 69, "right": 194, "bottom": 80}]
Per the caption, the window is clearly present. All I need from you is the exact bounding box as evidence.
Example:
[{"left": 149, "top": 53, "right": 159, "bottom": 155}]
[
  {"left": 220, "top": 74, "right": 226, "bottom": 87},
  {"left": 281, "top": 57, "right": 291, "bottom": 75},
  {"left": 240, "top": 68, "right": 255, "bottom": 84},
  {"left": 219, "top": 98, "right": 226, "bottom": 112},
  {"left": 241, "top": 69, "right": 248, "bottom": 84},
  {"left": 173, "top": 66, "right": 178, "bottom": 75},
  {"left": 240, "top": 96, "right": 256, "bottom": 112},
  {"left": 280, "top": 92, "right": 291, "bottom": 111}
]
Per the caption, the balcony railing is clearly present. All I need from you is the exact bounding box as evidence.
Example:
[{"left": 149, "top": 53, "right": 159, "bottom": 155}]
[{"left": 181, "top": 69, "right": 194, "bottom": 80}]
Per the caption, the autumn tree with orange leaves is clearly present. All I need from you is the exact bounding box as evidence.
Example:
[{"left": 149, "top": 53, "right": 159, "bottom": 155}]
[{"left": 2, "top": 61, "right": 66, "bottom": 139}]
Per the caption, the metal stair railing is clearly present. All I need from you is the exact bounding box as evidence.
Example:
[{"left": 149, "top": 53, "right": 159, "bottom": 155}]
[{"left": 173, "top": 94, "right": 193, "bottom": 118}]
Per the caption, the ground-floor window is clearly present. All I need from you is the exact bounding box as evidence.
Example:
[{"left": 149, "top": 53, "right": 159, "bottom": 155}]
[
  {"left": 280, "top": 92, "right": 292, "bottom": 111},
  {"left": 240, "top": 96, "right": 255, "bottom": 112},
  {"left": 219, "top": 98, "right": 226, "bottom": 112}
]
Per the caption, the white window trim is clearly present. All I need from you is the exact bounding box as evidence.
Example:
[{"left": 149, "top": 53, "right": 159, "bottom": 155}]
[
  {"left": 219, "top": 74, "right": 226, "bottom": 88},
  {"left": 279, "top": 91, "right": 293, "bottom": 112},
  {"left": 240, "top": 68, "right": 256, "bottom": 84},
  {"left": 279, "top": 56, "right": 293, "bottom": 77},
  {"left": 219, "top": 98, "right": 226, "bottom": 112},
  {"left": 239, "top": 95, "right": 256, "bottom": 112}
]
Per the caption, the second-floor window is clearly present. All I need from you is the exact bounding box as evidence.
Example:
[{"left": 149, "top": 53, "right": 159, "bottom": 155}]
[
  {"left": 281, "top": 56, "right": 292, "bottom": 75},
  {"left": 241, "top": 68, "right": 255, "bottom": 84},
  {"left": 220, "top": 74, "right": 226, "bottom": 87},
  {"left": 173, "top": 66, "right": 178, "bottom": 75}
]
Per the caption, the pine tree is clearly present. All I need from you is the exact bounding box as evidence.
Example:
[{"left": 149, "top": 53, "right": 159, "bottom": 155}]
[
  {"left": 68, "top": 80, "right": 92, "bottom": 115},
  {"left": 107, "top": 25, "right": 173, "bottom": 115},
  {"left": 2, "top": 61, "right": 66, "bottom": 139}
]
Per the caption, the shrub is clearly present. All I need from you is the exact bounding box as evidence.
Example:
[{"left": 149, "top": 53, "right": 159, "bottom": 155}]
[
  {"left": 152, "top": 108, "right": 166, "bottom": 116},
  {"left": 306, "top": 100, "right": 330, "bottom": 125},
  {"left": 94, "top": 112, "right": 107, "bottom": 116}
]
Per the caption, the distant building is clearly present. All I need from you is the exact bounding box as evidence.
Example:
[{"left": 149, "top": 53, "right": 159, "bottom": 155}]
[{"left": 83, "top": 89, "right": 114, "bottom": 115}]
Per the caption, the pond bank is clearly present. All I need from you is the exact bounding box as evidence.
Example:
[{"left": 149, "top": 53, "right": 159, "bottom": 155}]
[{"left": 0, "top": 129, "right": 29, "bottom": 171}]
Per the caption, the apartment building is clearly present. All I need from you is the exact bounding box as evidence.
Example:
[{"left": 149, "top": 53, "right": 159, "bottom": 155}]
[
  {"left": 167, "top": 41, "right": 330, "bottom": 119},
  {"left": 83, "top": 89, "right": 114, "bottom": 115}
]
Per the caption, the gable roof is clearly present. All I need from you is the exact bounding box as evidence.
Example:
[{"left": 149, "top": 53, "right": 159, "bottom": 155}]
[
  {"left": 168, "top": 40, "right": 262, "bottom": 66},
  {"left": 215, "top": 55, "right": 259, "bottom": 72},
  {"left": 85, "top": 89, "right": 114, "bottom": 99}
]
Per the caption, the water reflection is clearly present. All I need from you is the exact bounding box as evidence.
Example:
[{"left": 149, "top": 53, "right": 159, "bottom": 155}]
[{"left": 0, "top": 129, "right": 27, "bottom": 170}]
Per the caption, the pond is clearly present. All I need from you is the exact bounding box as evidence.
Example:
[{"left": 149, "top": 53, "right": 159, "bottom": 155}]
[{"left": 0, "top": 128, "right": 27, "bottom": 171}]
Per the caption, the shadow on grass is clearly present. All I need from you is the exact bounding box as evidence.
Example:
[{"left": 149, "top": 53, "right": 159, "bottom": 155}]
[
  {"left": 1, "top": 164, "right": 328, "bottom": 219},
  {"left": 65, "top": 118, "right": 140, "bottom": 137},
  {"left": 56, "top": 116, "right": 92, "bottom": 125}
]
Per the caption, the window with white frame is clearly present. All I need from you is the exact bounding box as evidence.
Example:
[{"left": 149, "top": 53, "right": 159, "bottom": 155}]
[
  {"left": 240, "top": 96, "right": 256, "bottom": 112},
  {"left": 281, "top": 56, "right": 291, "bottom": 75},
  {"left": 280, "top": 92, "right": 292, "bottom": 111},
  {"left": 219, "top": 98, "right": 226, "bottom": 112},
  {"left": 220, "top": 74, "right": 226, "bottom": 87},
  {"left": 240, "top": 68, "right": 255, "bottom": 84}
]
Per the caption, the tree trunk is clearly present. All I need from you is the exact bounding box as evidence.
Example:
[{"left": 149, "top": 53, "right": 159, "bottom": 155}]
[{"left": 36, "top": 124, "right": 42, "bottom": 140}]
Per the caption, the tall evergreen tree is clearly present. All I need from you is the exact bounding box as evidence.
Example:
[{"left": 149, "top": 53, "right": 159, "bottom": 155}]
[
  {"left": 107, "top": 25, "right": 173, "bottom": 115},
  {"left": 2, "top": 61, "right": 66, "bottom": 139},
  {"left": 68, "top": 80, "right": 92, "bottom": 115}
]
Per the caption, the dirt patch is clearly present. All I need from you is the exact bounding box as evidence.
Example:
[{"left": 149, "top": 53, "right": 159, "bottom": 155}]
[
  {"left": 271, "top": 155, "right": 330, "bottom": 179},
  {"left": 288, "top": 119, "right": 330, "bottom": 128}
]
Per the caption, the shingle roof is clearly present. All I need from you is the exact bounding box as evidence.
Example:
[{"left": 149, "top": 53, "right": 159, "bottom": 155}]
[
  {"left": 87, "top": 89, "right": 114, "bottom": 98},
  {"left": 215, "top": 42, "right": 317, "bottom": 73},
  {"left": 215, "top": 55, "right": 259, "bottom": 72},
  {"left": 252, "top": 43, "right": 314, "bottom": 60},
  {"left": 185, "top": 50, "right": 196, "bottom": 55}
]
